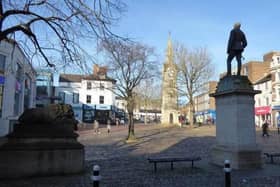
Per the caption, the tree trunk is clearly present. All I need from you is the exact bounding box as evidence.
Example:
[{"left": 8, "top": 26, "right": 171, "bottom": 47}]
[
  {"left": 189, "top": 101, "right": 195, "bottom": 127},
  {"left": 127, "top": 96, "right": 136, "bottom": 141}
]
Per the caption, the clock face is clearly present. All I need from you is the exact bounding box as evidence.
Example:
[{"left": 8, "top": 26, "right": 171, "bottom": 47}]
[{"left": 167, "top": 68, "right": 174, "bottom": 77}]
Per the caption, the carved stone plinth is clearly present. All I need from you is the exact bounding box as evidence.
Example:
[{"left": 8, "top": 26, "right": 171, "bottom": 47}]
[
  {"left": 0, "top": 104, "right": 85, "bottom": 178},
  {"left": 210, "top": 76, "right": 262, "bottom": 169}
]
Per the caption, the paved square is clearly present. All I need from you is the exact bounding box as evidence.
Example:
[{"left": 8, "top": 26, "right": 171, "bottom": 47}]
[{"left": 1, "top": 124, "right": 280, "bottom": 186}]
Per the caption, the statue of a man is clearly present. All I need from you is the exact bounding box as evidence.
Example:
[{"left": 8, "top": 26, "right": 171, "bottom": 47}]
[{"left": 226, "top": 22, "right": 247, "bottom": 76}]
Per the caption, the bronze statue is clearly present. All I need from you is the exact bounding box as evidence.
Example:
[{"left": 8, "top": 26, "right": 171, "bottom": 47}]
[{"left": 226, "top": 22, "right": 247, "bottom": 76}]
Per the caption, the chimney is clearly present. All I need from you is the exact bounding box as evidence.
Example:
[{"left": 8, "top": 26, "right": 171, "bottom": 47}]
[
  {"left": 93, "top": 64, "right": 99, "bottom": 75},
  {"left": 93, "top": 64, "right": 107, "bottom": 79}
]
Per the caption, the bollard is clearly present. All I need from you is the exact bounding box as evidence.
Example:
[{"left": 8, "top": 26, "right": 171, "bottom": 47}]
[
  {"left": 91, "top": 165, "right": 101, "bottom": 187},
  {"left": 224, "top": 160, "right": 231, "bottom": 187}
]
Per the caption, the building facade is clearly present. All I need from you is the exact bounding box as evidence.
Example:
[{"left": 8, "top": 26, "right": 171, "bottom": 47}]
[
  {"left": 35, "top": 69, "right": 55, "bottom": 107},
  {"left": 254, "top": 74, "right": 272, "bottom": 127},
  {"left": 55, "top": 65, "right": 118, "bottom": 124},
  {"left": 267, "top": 52, "right": 280, "bottom": 127},
  {"left": 194, "top": 81, "right": 217, "bottom": 124},
  {"left": 161, "top": 36, "right": 179, "bottom": 125},
  {"left": 0, "top": 40, "right": 36, "bottom": 136}
]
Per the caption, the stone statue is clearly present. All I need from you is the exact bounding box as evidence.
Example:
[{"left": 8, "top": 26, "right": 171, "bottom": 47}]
[
  {"left": 226, "top": 22, "right": 247, "bottom": 76},
  {"left": 18, "top": 104, "right": 78, "bottom": 132}
]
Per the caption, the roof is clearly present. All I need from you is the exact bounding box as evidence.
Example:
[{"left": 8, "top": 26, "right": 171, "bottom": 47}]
[
  {"left": 253, "top": 73, "right": 271, "bottom": 85},
  {"left": 59, "top": 73, "right": 116, "bottom": 83}
]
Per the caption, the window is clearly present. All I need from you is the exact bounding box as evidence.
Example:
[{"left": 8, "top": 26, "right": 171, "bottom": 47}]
[
  {"left": 86, "top": 95, "right": 91, "bottom": 104},
  {"left": 265, "top": 82, "right": 268, "bottom": 90},
  {"left": 58, "top": 92, "right": 65, "bottom": 103},
  {"left": 73, "top": 93, "right": 79, "bottom": 104},
  {"left": 277, "top": 57, "right": 280, "bottom": 63},
  {"left": 266, "top": 97, "right": 269, "bottom": 106},
  {"left": 0, "top": 54, "right": 5, "bottom": 73},
  {"left": 99, "top": 96, "right": 104, "bottom": 104},
  {"left": 258, "top": 98, "right": 261, "bottom": 106},
  {"left": 100, "top": 83, "right": 104, "bottom": 90},
  {"left": 243, "top": 66, "right": 248, "bottom": 76},
  {"left": 87, "top": 82, "right": 92, "bottom": 90},
  {"left": 0, "top": 86, "right": 3, "bottom": 117}
]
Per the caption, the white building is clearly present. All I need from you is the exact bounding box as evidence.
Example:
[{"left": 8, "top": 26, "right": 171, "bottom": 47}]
[
  {"left": 55, "top": 65, "right": 119, "bottom": 124},
  {"left": 0, "top": 40, "right": 36, "bottom": 136},
  {"left": 268, "top": 52, "right": 280, "bottom": 127},
  {"left": 254, "top": 74, "right": 272, "bottom": 127}
]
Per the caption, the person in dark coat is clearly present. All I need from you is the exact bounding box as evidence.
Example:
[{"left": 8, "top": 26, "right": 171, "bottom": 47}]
[
  {"left": 262, "top": 120, "right": 269, "bottom": 137},
  {"left": 226, "top": 22, "right": 247, "bottom": 76}
]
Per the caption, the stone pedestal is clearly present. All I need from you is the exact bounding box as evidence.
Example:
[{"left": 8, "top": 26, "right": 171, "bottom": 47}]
[
  {"left": 0, "top": 124, "right": 84, "bottom": 178},
  {"left": 0, "top": 104, "right": 85, "bottom": 178},
  {"left": 210, "top": 75, "right": 262, "bottom": 169}
]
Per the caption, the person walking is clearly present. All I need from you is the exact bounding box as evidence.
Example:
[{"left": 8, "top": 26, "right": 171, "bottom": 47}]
[
  {"left": 94, "top": 119, "right": 100, "bottom": 134},
  {"left": 262, "top": 120, "right": 269, "bottom": 137},
  {"left": 116, "top": 118, "right": 119, "bottom": 127},
  {"left": 107, "top": 119, "right": 111, "bottom": 134}
]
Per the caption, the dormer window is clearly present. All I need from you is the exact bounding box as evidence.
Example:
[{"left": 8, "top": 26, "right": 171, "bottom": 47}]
[
  {"left": 87, "top": 82, "right": 92, "bottom": 90},
  {"left": 100, "top": 83, "right": 104, "bottom": 90}
]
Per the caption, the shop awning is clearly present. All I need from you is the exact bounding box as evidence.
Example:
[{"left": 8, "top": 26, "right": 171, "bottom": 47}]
[{"left": 255, "top": 106, "right": 271, "bottom": 115}]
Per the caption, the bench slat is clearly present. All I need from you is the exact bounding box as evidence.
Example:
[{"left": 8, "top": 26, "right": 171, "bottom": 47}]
[
  {"left": 264, "top": 153, "right": 280, "bottom": 157},
  {"left": 148, "top": 157, "right": 201, "bottom": 162}
]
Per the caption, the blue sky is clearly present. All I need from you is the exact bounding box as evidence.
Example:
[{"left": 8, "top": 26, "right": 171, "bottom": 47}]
[{"left": 112, "top": 0, "right": 280, "bottom": 80}]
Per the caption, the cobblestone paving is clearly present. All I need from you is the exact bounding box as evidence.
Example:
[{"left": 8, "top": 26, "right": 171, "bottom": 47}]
[{"left": 1, "top": 124, "right": 280, "bottom": 186}]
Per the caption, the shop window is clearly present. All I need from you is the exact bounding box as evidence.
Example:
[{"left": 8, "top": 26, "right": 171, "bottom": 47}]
[
  {"left": 86, "top": 95, "right": 91, "bottom": 104},
  {"left": 58, "top": 92, "right": 65, "bottom": 104},
  {"left": 73, "top": 93, "right": 79, "bottom": 104},
  {"left": 0, "top": 86, "right": 3, "bottom": 117},
  {"left": 24, "top": 75, "right": 31, "bottom": 110},
  {"left": 0, "top": 54, "right": 5, "bottom": 73},
  {"left": 99, "top": 95, "right": 104, "bottom": 104}
]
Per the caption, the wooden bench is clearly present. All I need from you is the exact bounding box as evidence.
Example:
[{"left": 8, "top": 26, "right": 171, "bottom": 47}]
[
  {"left": 147, "top": 156, "right": 201, "bottom": 172},
  {"left": 264, "top": 153, "right": 280, "bottom": 163}
]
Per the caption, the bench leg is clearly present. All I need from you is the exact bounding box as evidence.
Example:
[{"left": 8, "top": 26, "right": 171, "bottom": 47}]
[
  {"left": 154, "top": 162, "right": 157, "bottom": 172},
  {"left": 271, "top": 156, "right": 274, "bottom": 164},
  {"left": 191, "top": 161, "right": 194, "bottom": 168},
  {"left": 171, "top": 162, "right": 174, "bottom": 170}
]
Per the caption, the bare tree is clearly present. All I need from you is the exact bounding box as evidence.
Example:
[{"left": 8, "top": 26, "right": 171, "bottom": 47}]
[
  {"left": 174, "top": 43, "right": 214, "bottom": 126},
  {"left": 0, "top": 0, "right": 126, "bottom": 72},
  {"left": 102, "top": 39, "right": 157, "bottom": 141},
  {"left": 135, "top": 79, "right": 161, "bottom": 124}
]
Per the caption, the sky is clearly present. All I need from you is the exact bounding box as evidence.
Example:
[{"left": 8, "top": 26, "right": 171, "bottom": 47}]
[{"left": 111, "top": 0, "right": 280, "bottom": 80}]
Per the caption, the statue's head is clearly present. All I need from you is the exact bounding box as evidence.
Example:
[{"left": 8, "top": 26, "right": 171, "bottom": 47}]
[{"left": 234, "top": 22, "right": 241, "bottom": 29}]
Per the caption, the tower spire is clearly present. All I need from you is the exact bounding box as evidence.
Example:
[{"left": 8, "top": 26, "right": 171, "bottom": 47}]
[{"left": 166, "top": 32, "right": 174, "bottom": 64}]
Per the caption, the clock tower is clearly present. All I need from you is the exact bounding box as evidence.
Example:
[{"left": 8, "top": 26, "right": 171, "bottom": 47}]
[{"left": 161, "top": 35, "right": 179, "bottom": 125}]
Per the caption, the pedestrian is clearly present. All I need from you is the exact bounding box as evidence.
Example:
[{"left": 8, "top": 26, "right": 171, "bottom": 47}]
[
  {"left": 262, "top": 120, "right": 269, "bottom": 137},
  {"left": 116, "top": 118, "right": 119, "bottom": 127},
  {"left": 107, "top": 119, "right": 111, "bottom": 134},
  {"left": 94, "top": 119, "right": 100, "bottom": 134},
  {"left": 120, "top": 118, "right": 125, "bottom": 126}
]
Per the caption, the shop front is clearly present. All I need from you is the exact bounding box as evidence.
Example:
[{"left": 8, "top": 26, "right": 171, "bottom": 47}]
[
  {"left": 255, "top": 106, "right": 271, "bottom": 127},
  {"left": 195, "top": 109, "right": 216, "bottom": 124},
  {"left": 95, "top": 104, "right": 112, "bottom": 124},
  {"left": 82, "top": 104, "right": 95, "bottom": 123}
]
